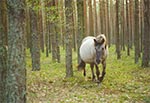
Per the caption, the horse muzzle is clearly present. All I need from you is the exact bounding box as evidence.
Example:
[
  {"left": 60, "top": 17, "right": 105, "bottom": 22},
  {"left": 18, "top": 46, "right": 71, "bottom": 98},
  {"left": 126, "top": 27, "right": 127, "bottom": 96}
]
[{"left": 96, "top": 59, "right": 101, "bottom": 65}]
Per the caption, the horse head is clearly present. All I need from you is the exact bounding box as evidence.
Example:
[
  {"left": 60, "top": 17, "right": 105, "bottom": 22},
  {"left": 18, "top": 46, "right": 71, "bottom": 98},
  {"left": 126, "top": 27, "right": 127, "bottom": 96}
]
[{"left": 94, "top": 34, "right": 107, "bottom": 65}]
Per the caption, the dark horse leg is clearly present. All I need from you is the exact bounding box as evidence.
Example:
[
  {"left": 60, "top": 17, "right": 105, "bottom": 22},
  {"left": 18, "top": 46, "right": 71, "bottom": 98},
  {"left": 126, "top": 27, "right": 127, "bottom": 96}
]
[
  {"left": 90, "top": 63, "right": 95, "bottom": 81},
  {"left": 99, "top": 60, "right": 106, "bottom": 82},
  {"left": 95, "top": 64, "right": 100, "bottom": 83},
  {"left": 77, "top": 60, "right": 86, "bottom": 76}
]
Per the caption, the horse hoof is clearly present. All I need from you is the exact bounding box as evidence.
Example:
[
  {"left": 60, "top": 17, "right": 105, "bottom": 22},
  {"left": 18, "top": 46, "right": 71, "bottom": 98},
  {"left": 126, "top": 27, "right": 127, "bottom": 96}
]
[
  {"left": 98, "top": 82, "right": 101, "bottom": 86},
  {"left": 92, "top": 78, "right": 96, "bottom": 82},
  {"left": 95, "top": 80, "right": 101, "bottom": 83}
]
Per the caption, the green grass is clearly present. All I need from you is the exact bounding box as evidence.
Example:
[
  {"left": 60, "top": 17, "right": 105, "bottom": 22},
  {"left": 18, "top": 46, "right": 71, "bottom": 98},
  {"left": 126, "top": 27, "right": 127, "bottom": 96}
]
[{"left": 26, "top": 46, "right": 150, "bottom": 103}]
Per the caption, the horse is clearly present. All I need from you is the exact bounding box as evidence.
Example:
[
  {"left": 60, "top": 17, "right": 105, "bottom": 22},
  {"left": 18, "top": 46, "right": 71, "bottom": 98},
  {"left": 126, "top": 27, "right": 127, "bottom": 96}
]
[{"left": 78, "top": 34, "right": 108, "bottom": 83}]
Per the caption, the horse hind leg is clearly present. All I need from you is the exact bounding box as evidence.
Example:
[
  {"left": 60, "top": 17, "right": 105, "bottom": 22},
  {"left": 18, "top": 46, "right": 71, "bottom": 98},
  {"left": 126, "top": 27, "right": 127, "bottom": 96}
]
[{"left": 90, "top": 63, "right": 96, "bottom": 81}]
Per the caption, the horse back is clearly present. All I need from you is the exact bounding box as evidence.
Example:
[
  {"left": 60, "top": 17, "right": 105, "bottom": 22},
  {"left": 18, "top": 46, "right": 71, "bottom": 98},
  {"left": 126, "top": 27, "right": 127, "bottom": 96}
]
[{"left": 80, "top": 37, "right": 96, "bottom": 63}]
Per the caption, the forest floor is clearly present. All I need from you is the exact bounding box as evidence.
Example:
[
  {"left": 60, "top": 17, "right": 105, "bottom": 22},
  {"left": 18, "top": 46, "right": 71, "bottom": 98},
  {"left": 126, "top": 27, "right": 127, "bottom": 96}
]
[{"left": 26, "top": 46, "right": 150, "bottom": 103}]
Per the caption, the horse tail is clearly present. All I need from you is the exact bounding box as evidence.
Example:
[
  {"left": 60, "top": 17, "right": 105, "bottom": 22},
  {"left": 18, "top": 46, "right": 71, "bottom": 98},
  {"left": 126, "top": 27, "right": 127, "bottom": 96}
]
[{"left": 77, "top": 60, "right": 85, "bottom": 71}]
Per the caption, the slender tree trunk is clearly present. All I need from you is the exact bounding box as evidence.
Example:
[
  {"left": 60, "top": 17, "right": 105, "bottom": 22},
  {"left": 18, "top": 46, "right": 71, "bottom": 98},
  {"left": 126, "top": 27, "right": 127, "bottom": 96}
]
[
  {"left": 93, "top": 0, "right": 97, "bottom": 36},
  {"left": 116, "top": 0, "right": 121, "bottom": 59},
  {"left": 109, "top": 0, "right": 113, "bottom": 44},
  {"left": 6, "top": 0, "right": 26, "bottom": 102},
  {"left": 30, "top": 5, "right": 40, "bottom": 71},
  {"left": 142, "top": 0, "right": 150, "bottom": 67},
  {"left": 60, "top": 0, "right": 66, "bottom": 49},
  {"left": 126, "top": 0, "right": 130, "bottom": 56},
  {"left": 26, "top": 6, "right": 31, "bottom": 49},
  {"left": 0, "top": 0, "right": 7, "bottom": 102},
  {"left": 134, "top": 0, "right": 140, "bottom": 63},
  {"left": 51, "top": 1, "right": 57, "bottom": 62},
  {"left": 41, "top": 0, "right": 46, "bottom": 53},
  {"left": 129, "top": 1, "right": 134, "bottom": 49},
  {"left": 122, "top": 0, "right": 126, "bottom": 51},
  {"left": 88, "top": 0, "right": 94, "bottom": 35},
  {"left": 77, "top": 0, "right": 84, "bottom": 63},
  {"left": 38, "top": 2, "right": 44, "bottom": 53},
  {"left": 140, "top": 0, "right": 144, "bottom": 53},
  {"left": 84, "top": 0, "right": 87, "bottom": 35},
  {"left": 65, "top": 0, "right": 73, "bottom": 77},
  {"left": 106, "top": 0, "right": 110, "bottom": 46},
  {"left": 45, "top": 1, "right": 49, "bottom": 57},
  {"left": 72, "top": 0, "right": 77, "bottom": 51},
  {"left": 55, "top": 0, "right": 61, "bottom": 63}
]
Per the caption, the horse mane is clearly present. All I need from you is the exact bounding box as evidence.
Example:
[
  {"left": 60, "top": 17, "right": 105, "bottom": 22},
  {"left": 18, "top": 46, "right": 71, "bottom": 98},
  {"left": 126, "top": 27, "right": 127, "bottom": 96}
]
[{"left": 95, "top": 34, "right": 107, "bottom": 46}]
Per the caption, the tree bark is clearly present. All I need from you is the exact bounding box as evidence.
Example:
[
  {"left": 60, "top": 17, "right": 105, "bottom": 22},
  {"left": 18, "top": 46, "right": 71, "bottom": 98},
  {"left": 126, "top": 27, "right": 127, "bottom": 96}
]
[
  {"left": 77, "top": 0, "right": 84, "bottom": 63},
  {"left": 134, "top": 0, "right": 140, "bottom": 63},
  {"left": 65, "top": 0, "right": 73, "bottom": 77},
  {"left": 126, "top": 0, "right": 130, "bottom": 56},
  {"left": 30, "top": 3, "right": 41, "bottom": 71},
  {"left": 142, "top": 0, "right": 150, "bottom": 67},
  {"left": 88, "top": 0, "right": 94, "bottom": 35},
  {"left": 6, "top": 0, "right": 26, "bottom": 102},
  {"left": 116, "top": 0, "right": 121, "bottom": 59},
  {"left": 0, "top": 0, "right": 7, "bottom": 102}
]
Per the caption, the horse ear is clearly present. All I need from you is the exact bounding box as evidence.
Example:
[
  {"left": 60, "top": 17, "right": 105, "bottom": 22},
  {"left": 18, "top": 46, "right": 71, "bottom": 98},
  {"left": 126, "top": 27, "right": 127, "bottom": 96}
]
[{"left": 101, "top": 38, "right": 105, "bottom": 44}]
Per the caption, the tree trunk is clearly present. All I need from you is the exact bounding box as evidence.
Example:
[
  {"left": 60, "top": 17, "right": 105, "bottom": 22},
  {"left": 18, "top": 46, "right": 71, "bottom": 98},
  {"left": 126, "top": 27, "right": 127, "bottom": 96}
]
[
  {"left": 134, "top": 0, "right": 140, "bottom": 63},
  {"left": 126, "top": 0, "right": 130, "bottom": 56},
  {"left": 84, "top": 0, "right": 88, "bottom": 35},
  {"left": 55, "top": 0, "right": 61, "bottom": 63},
  {"left": 40, "top": 0, "right": 45, "bottom": 53},
  {"left": 142, "top": 0, "right": 150, "bottom": 67},
  {"left": 129, "top": 0, "right": 134, "bottom": 49},
  {"left": 0, "top": 0, "right": 7, "bottom": 102},
  {"left": 30, "top": 5, "right": 41, "bottom": 71},
  {"left": 122, "top": 0, "right": 126, "bottom": 51},
  {"left": 59, "top": 0, "right": 66, "bottom": 49},
  {"left": 88, "top": 0, "right": 94, "bottom": 35},
  {"left": 51, "top": 1, "right": 57, "bottom": 62},
  {"left": 65, "top": 0, "right": 73, "bottom": 77},
  {"left": 45, "top": 1, "right": 49, "bottom": 57},
  {"left": 77, "top": 0, "right": 84, "bottom": 63},
  {"left": 116, "top": 0, "right": 121, "bottom": 59},
  {"left": 106, "top": 0, "right": 110, "bottom": 46},
  {"left": 38, "top": 2, "right": 44, "bottom": 53},
  {"left": 26, "top": 6, "right": 31, "bottom": 49},
  {"left": 6, "top": 0, "right": 26, "bottom": 102}
]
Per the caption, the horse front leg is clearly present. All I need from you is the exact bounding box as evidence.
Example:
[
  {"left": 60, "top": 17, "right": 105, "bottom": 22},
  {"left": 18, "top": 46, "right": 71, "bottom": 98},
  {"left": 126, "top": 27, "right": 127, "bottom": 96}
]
[
  {"left": 90, "top": 63, "right": 95, "bottom": 81},
  {"left": 95, "top": 64, "right": 100, "bottom": 83},
  {"left": 99, "top": 60, "right": 106, "bottom": 82},
  {"left": 83, "top": 67, "right": 86, "bottom": 77}
]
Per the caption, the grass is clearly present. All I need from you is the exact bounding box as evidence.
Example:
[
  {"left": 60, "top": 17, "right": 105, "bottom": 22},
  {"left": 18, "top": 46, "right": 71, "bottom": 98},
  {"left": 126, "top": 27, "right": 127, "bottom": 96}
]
[{"left": 26, "top": 46, "right": 150, "bottom": 103}]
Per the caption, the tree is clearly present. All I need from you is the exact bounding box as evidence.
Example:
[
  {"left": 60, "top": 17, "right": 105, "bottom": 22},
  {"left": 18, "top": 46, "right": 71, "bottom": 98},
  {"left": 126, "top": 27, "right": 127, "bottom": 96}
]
[
  {"left": 121, "top": 0, "right": 125, "bottom": 51},
  {"left": 65, "top": 0, "right": 73, "bottom": 77},
  {"left": 6, "top": 0, "right": 26, "bottom": 102},
  {"left": 38, "top": 1, "right": 44, "bottom": 53},
  {"left": 142, "top": 0, "right": 150, "bottom": 67},
  {"left": 77, "top": 0, "right": 84, "bottom": 63},
  {"left": 116, "top": 0, "right": 121, "bottom": 59},
  {"left": 55, "top": 0, "right": 60, "bottom": 63},
  {"left": 134, "top": 0, "right": 140, "bottom": 63},
  {"left": 126, "top": 0, "right": 130, "bottom": 56},
  {"left": 88, "top": 0, "right": 94, "bottom": 35},
  {"left": 30, "top": 1, "right": 41, "bottom": 71},
  {"left": 0, "top": 0, "right": 7, "bottom": 102},
  {"left": 106, "top": 0, "right": 111, "bottom": 46}
]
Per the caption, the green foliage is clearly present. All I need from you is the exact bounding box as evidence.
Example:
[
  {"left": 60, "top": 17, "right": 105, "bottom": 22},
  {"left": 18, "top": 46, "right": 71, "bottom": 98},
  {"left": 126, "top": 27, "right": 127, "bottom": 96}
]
[{"left": 26, "top": 46, "right": 150, "bottom": 102}]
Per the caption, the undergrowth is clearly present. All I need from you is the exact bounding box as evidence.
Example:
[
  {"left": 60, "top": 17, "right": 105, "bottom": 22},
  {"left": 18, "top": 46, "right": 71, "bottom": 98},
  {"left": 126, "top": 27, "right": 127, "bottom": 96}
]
[{"left": 26, "top": 46, "right": 150, "bottom": 103}]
